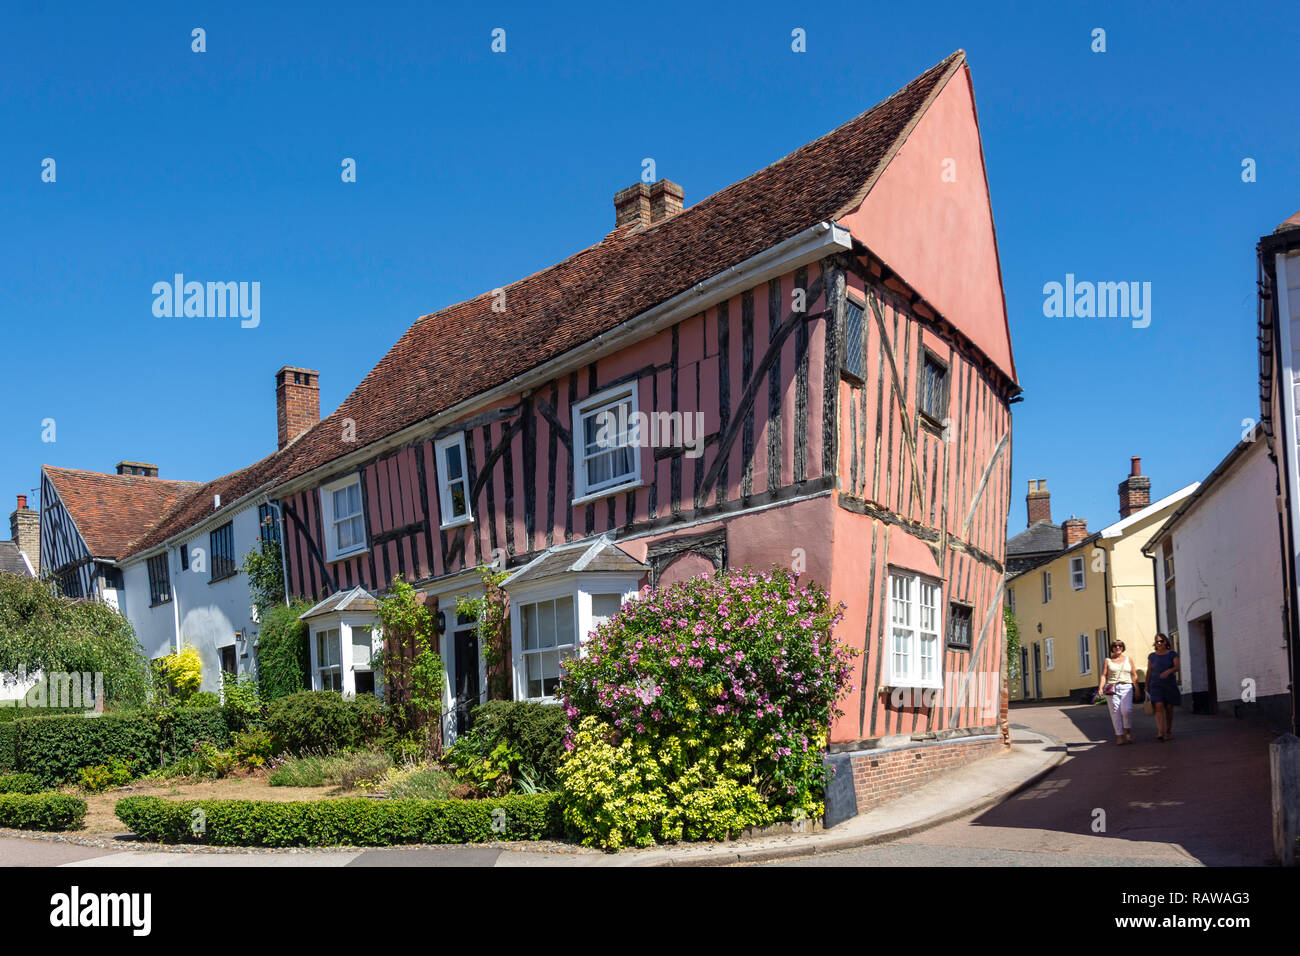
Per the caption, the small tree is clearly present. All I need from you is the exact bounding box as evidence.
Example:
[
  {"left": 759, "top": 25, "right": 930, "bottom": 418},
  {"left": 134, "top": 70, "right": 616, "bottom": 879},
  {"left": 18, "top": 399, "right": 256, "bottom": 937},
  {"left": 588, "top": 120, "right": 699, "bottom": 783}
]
[
  {"left": 242, "top": 536, "right": 285, "bottom": 617},
  {"left": 376, "top": 576, "right": 443, "bottom": 758}
]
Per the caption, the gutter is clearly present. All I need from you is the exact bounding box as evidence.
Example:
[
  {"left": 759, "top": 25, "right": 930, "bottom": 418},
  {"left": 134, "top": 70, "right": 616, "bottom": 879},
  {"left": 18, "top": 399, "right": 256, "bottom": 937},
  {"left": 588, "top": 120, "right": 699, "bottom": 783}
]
[{"left": 273, "top": 221, "right": 853, "bottom": 497}]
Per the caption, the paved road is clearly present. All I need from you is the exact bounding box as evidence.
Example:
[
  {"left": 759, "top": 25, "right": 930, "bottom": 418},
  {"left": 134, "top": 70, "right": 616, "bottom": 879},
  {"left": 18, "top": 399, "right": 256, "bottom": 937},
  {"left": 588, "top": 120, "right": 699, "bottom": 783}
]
[{"left": 772, "top": 701, "right": 1279, "bottom": 867}]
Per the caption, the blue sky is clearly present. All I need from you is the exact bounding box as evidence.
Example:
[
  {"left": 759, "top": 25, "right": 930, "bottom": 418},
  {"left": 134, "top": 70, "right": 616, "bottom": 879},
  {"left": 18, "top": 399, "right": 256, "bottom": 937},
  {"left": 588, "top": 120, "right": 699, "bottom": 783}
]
[{"left": 2, "top": 1, "right": 1295, "bottom": 537}]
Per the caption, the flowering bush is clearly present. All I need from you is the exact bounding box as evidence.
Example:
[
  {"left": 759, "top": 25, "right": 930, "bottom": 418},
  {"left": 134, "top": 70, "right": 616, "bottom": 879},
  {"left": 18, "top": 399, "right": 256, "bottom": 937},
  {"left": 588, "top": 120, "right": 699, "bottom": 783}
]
[{"left": 558, "top": 567, "right": 854, "bottom": 849}]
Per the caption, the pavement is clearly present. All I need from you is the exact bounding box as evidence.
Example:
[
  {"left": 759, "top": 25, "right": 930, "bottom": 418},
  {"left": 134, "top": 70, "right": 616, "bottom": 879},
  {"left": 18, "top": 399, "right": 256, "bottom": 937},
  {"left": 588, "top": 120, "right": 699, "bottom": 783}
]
[{"left": 0, "top": 699, "right": 1278, "bottom": 866}]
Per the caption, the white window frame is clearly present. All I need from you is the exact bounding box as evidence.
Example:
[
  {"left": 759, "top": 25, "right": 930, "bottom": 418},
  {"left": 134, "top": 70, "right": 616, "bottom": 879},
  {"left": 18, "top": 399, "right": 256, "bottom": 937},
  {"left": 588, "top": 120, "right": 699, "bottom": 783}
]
[
  {"left": 1041, "top": 570, "right": 1052, "bottom": 604},
  {"left": 320, "top": 473, "right": 368, "bottom": 562},
  {"left": 1069, "top": 555, "right": 1085, "bottom": 591},
  {"left": 1078, "top": 633, "right": 1091, "bottom": 674},
  {"left": 1044, "top": 637, "right": 1055, "bottom": 671},
  {"left": 571, "top": 385, "right": 643, "bottom": 504},
  {"left": 882, "top": 570, "right": 943, "bottom": 689},
  {"left": 508, "top": 575, "right": 641, "bottom": 702},
  {"left": 435, "top": 432, "right": 474, "bottom": 529}
]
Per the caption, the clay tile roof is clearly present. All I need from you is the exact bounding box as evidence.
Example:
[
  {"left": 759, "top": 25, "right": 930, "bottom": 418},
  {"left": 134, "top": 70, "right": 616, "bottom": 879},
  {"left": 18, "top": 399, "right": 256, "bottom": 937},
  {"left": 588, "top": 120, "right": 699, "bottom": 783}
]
[
  {"left": 42, "top": 467, "right": 202, "bottom": 561},
  {"left": 271, "top": 50, "right": 972, "bottom": 490}
]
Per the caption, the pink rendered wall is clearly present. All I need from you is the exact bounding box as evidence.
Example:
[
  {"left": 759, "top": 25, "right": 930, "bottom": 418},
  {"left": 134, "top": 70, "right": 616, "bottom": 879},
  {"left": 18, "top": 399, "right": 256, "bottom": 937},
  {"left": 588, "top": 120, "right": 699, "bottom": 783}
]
[{"left": 839, "top": 63, "right": 1016, "bottom": 383}]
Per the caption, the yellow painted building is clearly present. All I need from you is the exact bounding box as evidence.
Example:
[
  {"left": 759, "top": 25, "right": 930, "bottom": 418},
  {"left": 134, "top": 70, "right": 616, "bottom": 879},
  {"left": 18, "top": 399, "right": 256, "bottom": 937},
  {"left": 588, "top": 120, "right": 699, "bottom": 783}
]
[{"left": 1007, "top": 476, "right": 1198, "bottom": 702}]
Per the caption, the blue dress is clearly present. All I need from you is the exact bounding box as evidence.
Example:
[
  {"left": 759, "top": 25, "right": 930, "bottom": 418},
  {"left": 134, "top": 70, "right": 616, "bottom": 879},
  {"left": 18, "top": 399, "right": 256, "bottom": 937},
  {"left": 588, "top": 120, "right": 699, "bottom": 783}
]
[{"left": 1146, "top": 651, "right": 1181, "bottom": 705}]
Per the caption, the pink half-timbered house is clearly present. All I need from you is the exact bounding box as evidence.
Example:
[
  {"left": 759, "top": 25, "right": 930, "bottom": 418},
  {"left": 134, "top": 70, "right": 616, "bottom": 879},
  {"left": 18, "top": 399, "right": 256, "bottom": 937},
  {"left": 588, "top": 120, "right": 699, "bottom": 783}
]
[{"left": 268, "top": 51, "right": 1019, "bottom": 813}]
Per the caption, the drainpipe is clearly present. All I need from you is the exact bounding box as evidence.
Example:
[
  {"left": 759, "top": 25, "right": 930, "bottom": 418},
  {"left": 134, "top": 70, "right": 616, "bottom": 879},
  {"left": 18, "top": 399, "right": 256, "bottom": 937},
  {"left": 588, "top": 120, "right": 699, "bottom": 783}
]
[{"left": 171, "top": 547, "right": 183, "bottom": 655}]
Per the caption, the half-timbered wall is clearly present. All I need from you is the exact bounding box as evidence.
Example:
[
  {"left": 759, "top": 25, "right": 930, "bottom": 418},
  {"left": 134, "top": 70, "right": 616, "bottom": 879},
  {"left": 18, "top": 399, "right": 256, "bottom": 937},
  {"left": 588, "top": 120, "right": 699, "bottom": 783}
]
[
  {"left": 279, "top": 260, "right": 836, "bottom": 602},
  {"left": 830, "top": 250, "right": 1013, "bottom": 743},
  {"left": 39, "top": 471, "right": 95, "bottom": 600}
]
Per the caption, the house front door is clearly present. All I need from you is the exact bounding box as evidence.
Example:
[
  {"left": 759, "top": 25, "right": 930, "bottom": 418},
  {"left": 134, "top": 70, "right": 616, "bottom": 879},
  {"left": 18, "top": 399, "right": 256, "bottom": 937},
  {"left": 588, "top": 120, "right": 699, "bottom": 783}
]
[
  {"left": 1032, "top": 643, "right": 1042, "bottom": 700},
  {"left": 453, "top": 615, "right": 480, "bottom": 736},
  {"left": 1020, "top": 647, "right": 1031, "bottom": 699}
]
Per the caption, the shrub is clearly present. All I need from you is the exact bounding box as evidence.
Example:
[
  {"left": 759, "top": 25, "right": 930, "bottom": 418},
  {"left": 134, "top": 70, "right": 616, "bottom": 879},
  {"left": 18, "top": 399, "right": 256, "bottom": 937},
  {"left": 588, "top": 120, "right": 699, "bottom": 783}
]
[
  {"left": 0, "top": 722, "right": 14, "bottom": 772},
  {"left": 192, "top": 741, "right": 237, "bottom": 778},
  {"left": 16, "top": 711, "right": 158, "bottom": 785},
  {"left": 0, "top": 772, "right": 43, "bottom": 794},
  {"left": 77, "top": 756, "right": 139, "bottom": 792},
  {"left": 557, "top": 567, "right": 854, "bottom": 849},
  {"left": 154, "top": 645, "right": 203, "bottom": 704},
  {"left": 221, "top": 672, "right": 264, "bottom": 731},
  {"left": 189, "top": 692, "right": 222, "bottom": 709},
  {"left": 265, "top": 691, "right": 388, "bottom": 755},
  {"left": 232, "top": 729, "right": 273, "bottom": 769},
  {"left": 0, "top": 793, "right": 87, "bottom": 831},
  {"left": 444, "top": 741, "right": 520, "bottom": 797},
  {"left": 461, "top": 700, "right": 565, "bottom": 784},
  {"left": 257, "top": 601, "right": 313, "bottom": 702},
  {"left": 162, "top": 707, "right": 231, "bottom": 763},
  {"left": 115, "top": 793, "right": 562, "bottom": 846}
]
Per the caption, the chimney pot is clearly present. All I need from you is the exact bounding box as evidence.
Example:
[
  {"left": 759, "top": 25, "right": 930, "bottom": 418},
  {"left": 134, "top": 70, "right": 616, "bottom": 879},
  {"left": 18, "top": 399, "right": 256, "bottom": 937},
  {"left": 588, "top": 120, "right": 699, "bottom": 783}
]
[
  {"left": 16, "top": 494, "right": 26, "bottom": 511},
  {"left": 276, "top": 366, "right": 321, "bottom": 450},
  {"left": 1131, "top": 456, "right": 1142, "bottom": 476},
  {"left": 1118, "top": 458, "right": 1151, "bottom": 518}
]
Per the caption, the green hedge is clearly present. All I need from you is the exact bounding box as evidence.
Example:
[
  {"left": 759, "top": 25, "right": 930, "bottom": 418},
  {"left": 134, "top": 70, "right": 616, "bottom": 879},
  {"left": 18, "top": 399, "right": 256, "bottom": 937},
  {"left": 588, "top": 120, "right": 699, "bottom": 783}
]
[
  {"left": 115, "top": 793, "right": 562, "bottom": 846},
  {"left": 0, "top": 705, "right": 84, "bottom": 773},
  {"left": 13, "top": 707, "right": 231, "bottom": 785},
  {"left": 265, "top": 691, "right": 387, "bottom": 755},
  {"left": 0, "top": 724, "right": 14, "bottom": 773},
  {"left": 0, "top": 793, "right": 87, "bottom": 831},
  {"left": 0, "top": 772, "right": 43, "bottom": 794}
]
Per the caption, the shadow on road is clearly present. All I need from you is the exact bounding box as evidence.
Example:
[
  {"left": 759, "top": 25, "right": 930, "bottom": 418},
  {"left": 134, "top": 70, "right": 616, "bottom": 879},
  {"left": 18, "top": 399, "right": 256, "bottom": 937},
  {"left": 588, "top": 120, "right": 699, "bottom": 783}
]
[{"left": 967, "top": 701, "right": 1277, "bottom": 866}]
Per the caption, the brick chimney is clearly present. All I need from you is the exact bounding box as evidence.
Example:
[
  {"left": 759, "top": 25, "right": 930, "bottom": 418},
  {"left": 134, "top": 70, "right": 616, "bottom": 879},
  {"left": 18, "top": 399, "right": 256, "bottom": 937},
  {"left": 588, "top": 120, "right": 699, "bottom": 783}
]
[
  {"left": 614, "top": 180, "right": 684, "bottom": 229},
  {"left": 1026, "top": 479, "right": 1051, "bottom": 526},
  {"left": 648, "top": 180, "right": 684, "bottom": 223},
  {"left": 276, "top": 366, "right": 320, "bottom": 449},
  {"left": 1062, "top": 516, "right": 1088, "bottom": 547},
  {"left": 1118, "top": 456, "right": 1150, "bottom": 518},
  {"left": 10, "top": 494, "right": 39, "bottom": 576},
  {"left": 115, "top": 461, "right": 159, "bottom": 478}
]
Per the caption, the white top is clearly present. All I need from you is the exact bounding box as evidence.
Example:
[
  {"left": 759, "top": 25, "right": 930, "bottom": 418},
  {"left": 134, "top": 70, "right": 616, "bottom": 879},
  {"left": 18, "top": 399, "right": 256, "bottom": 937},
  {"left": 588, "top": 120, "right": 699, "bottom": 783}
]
[{"left": 1104, "top": 656, "right": 1133, "bottom": 684}]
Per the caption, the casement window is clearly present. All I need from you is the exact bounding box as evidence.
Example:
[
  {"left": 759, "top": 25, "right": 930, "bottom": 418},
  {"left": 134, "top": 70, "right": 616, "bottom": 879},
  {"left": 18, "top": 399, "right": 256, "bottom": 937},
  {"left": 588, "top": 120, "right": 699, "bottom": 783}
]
[
  {"left": 947, "top": 602, "right": 972, "bottom": 649},
  {"left": 1044, "top": 637, "right": 1055, "bottom": 671},
  {"left": 147, "top": 554, "right": 171, "bottom": 606},
  {"left": 919, "top": 352, "right": 949, "bottom": 422},
  {"left": 315, "top": 628, "right": 342, "bottom": 692},
  {"left": 435, "top": 433, "right": 473, "bottom": 528},
  {"left": 1069, "top": 555, "right": 1086, "bottom": 591},
  {"left": 518, "top": 595, "right": 577, "bottom": 700},
  {"left": 884, "top": 571, "right": 942, "bottom": 688},
  {"left": 572, "top": 386, "right": 641, "bottom": 502},
  {"left": 842, "top": 299, "right": 866, "bottom": 382},
  {"left": 321, "top": 474, "right": 368, "bottom": 562},
  {"left": 258, "top": 503, "right": 280, "bottom": 546},
  {"left": 1041, "top": 570, "right": 1052, "bottom": 604},
  {"left": 179, "top": 543, "right": 189, "bottom": 572},
  {"left": 210, "top": 522, "right": 236, "bottom": 582},
  {"left": 1078, "top": 633, "right": 1091, "bottom": 674}
]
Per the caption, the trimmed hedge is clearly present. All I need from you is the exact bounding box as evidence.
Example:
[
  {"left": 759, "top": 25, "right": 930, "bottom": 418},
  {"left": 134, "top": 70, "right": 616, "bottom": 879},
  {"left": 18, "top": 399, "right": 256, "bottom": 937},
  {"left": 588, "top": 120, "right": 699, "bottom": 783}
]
[
  {"left": 265, "top": 691, "right": 387, "bottom": 755},
  {"left": 13, "top": 707, "right": 231, "bottom": 785},
  {"left": 0, "top": 772, "right": 43, "bottom": 794},
  {"left": 0, "top": 723, "right": 14, "bottom": 773},
  {"left": 115, "top": 793, "right": 563, "bottom": 846},
  {"left": 0, "top": 705, "right": 84, "bottom": 773},
  {"left": 0, "top": 793, "right": 87, "bottom": 831}
]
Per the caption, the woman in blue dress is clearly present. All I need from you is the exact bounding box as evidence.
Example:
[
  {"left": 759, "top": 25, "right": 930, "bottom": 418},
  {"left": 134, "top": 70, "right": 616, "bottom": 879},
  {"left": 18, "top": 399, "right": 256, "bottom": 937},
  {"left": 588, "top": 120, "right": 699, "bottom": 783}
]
[{"left": 1146, "top": 633, "right": 1181, "bottom": 741}]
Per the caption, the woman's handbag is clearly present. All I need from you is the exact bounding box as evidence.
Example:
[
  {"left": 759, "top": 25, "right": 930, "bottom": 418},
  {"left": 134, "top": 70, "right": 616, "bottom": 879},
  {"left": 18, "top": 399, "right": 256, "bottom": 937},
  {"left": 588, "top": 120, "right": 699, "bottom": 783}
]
[
  {"left": 1103, "top": 683, "right": 1115, "bottom": 696},
  {"left": 1143, "top": 695, "right": 1155, "bottom": 716}
]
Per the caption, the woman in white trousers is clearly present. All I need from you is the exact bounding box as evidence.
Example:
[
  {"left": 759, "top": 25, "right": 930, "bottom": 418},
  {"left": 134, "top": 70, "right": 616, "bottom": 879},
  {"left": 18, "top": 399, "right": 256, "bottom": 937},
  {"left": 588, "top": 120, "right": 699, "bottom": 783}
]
[{"left": 1098, "top": 639, "right": 1135, "bottom": 745}]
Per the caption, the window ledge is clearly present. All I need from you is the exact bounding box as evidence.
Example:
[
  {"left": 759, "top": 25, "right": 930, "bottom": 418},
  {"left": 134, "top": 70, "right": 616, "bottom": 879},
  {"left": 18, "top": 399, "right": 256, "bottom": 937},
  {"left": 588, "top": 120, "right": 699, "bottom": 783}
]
[
  {"left": 149, "top": 599, "right": 173, "bottom": 609},
  {"left": 209, "top": 572, "right": 239, "bottom": 585},
  {"left": 326, "top": 545, "right": 368, "bottom": 564},
  {"left": 572, "top": 480, "right": 643, "bottom": 508},
  {"left": 439, "top": 516, "right": 474, "bottom": 531}
]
